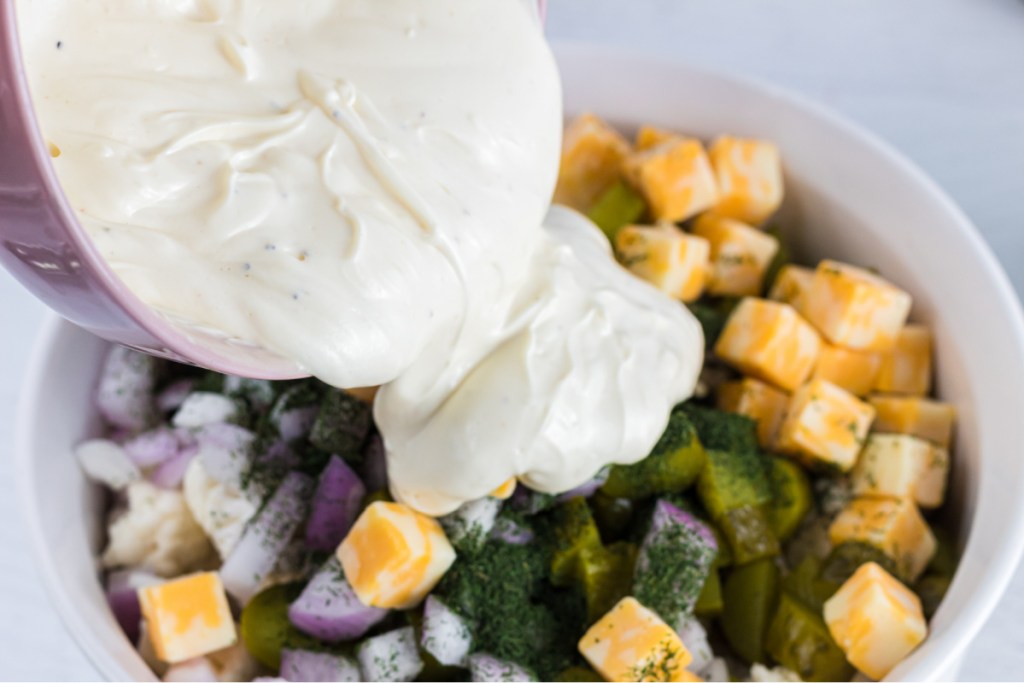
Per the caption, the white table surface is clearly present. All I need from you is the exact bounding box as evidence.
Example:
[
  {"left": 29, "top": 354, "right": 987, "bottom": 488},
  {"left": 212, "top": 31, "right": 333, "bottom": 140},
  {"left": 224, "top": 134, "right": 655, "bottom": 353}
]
[{"left": 2, "top": 0, "right": 1024, "bottom": 679}]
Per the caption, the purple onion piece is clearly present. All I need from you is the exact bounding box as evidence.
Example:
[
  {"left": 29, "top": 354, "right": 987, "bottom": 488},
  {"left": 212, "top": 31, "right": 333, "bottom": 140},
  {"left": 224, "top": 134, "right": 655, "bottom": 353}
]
[
  {"left": 97, "top": 346, "right": 158, "bottom": 431},
  {"left": 490, "top": 516, "right": 535, "bottom": 545},
  {"left": 421, "top": 596, "right": 472, "bottom": 667},
  {"left": 156, "top": 379, "right": 195, "bottom": 414},
  {"left": 105, "top": 569, "right": 161, "bottom": 643},
  {"left": 193, "top": 423, "right": 256, "bottom": 488},
  {"left": 276, "top": 406, "right": 319, "bottom": 443},
  {"left": 304, "top": 456, "right": 366, "bottom": 552},
  {"left": 356, "top": 627, "right": 423, "bottom": 682},
  {"left": 288, "top": 556, "right": 387, "bottom": 642},
  {"left": 280, "top": 649, "right": 360, "bottom": 682},
  {"left": 149, "top": 444, "right": 198, "bottom": 489},
  {"left": 468, "top": 653, "right": 537, "bottom": 682},
  {"left": 123, "top": 427, "right": 180, "bottom": 468},
  {"left": 553, "top": 466, "right": 611, "bottom": 504},
  {"left": 256, "top": 440, "right": 301, "bottom": 471}
]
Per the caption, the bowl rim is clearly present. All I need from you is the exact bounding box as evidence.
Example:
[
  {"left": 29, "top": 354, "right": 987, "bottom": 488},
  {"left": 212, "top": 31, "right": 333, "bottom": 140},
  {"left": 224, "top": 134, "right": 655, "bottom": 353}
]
[{"left": 17, "top": 43, "right": 1024, "bottom": 681}]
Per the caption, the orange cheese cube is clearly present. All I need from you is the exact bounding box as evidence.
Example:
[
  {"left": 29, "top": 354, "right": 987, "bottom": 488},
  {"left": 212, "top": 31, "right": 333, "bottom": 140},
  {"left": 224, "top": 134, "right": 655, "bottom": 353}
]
[
  {"left": 707, "top": 136, "right": 784, "bottom": 225},
  {"left": 714, "top": 299, "right": 821, "bottom": 392},
  {"left": 615, "top": 224, "right": 711, "bottom": 302},
  {"left": 717, "top": 378, "right": 789, "bottom": 449},
  {"left": 338, "top": 501, "right": 456, "bottom": 609},
  {"left": 555, "top": 114, "right": 631, "bottom": 212},
  {"left": 813, "top": 343, "right": 883, "bottom": 397},
  {"left": 579, "top": 597, "right": 693, "bottom": 682},
  {"left": 768, "top": 265, "right": 814, "bottom": 314},
  {"left": 636, "top": 125, "right": 679, "bottom": 151},
  {"left": 851, "top": 434, "right": 948, "bottom": 508},
  {"left": 777, "top": 379, "right": 875, "bottom": 472},
  {"left": 874, "top": 325, "right": 933, "bottom": 396},
  {"left": 829, "top": 497, "right": 936, "bottom": 581},
  {"left": 824, "top": 562, "right": 927, "bottom": 680},
  {"left": 622, "top": 138, "right": 719, "bottom": 222},
  {"left": 869, "top": 396, "right": 955, "bottom": 448},
  {"left": 138, "top": 572, "right": 236, "bottom": 665},
  {"left": 691, "top": 214, "right": 779, "bottom": 297},
  {"left": 803, "top": 261, "right": 912, "bottom": 352},
  {"left": 490, "top": 478, "right": 517, "bottom": 500}
]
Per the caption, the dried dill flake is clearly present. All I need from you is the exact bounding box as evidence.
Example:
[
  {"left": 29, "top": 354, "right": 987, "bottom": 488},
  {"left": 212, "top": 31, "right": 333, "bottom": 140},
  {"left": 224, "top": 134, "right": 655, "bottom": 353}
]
[{"left": 309, "top": 388, "right": 372, "bottom": 462}]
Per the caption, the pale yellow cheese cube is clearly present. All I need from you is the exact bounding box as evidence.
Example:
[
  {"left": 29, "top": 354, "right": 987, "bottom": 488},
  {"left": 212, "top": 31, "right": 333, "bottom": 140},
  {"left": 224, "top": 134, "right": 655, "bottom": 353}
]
[
  {"left": 636, "top": 125, "right": 679, "bottom": 151},
  {"left": 824, "top": 562, "right": 927, "bottom": 680},
  {"left": 874, "top": 325, "right": 933, "bottom": 396},
  {"left": 768, "top": 264, "right": 814, "bottom": 314},
  {"left": 615, "top": 224, "right": 711, "bottom": 302},
  {"left": 579, "top": 597, "right": 693, "bottom": 682},
  {"left": 776, "top": 379, "right": 875, "bottom": 471},
  {"left": 691, "top": 214, "right": 779, "bottom": 297},
  {"left": 714, "top": 298, "right": 822, "bottom": 392},
  {"left": 869, "top": 396, "right": 956, "bottom": 448},
  {"left": 717, "top": 377, "right": 789, "bottom": 449},
  {"left": 490, "top": 478, "right": 517, "bottom": 500},
  {"left": 829, "top": 497, "right": 936, "bottom": 581},
  {"left": 338, "top": 501, "right": 456, "bottom": 609},
  {"left": 813, "top": 343, "right": 883, "bottom": 397},
  {"left": 708, "top": 136, "right": 784, "bottom": 225},
  {"left": 138, "top": 572, "right": 236, "bottom": 665},
  {"left": 916, "top": 446, "right": 949, "bottom": 509},
  {"left": 622, "top": 138, "right": 719, "bottom": 222},
  {"left": 852, "top": 434, "right": 948, "bottom": 508},
  {"left": 555, "top": 114, "right": 631, "bottom": 211}
]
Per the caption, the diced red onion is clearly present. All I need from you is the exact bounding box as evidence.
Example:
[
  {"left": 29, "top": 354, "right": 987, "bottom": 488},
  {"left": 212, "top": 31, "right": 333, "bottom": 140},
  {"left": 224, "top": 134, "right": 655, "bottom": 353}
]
[
  {"left": 193, "top": 423, "right": 256, "bottom": 489},
  {"left": 649, "top": 499, "right": 718, "bottom": 550},
  {"left": 149, "top": 443, "right": 199, "bottom": 489},
  {"left": 156, "top": 379, "right": 195, "bottom": 414},
  {"left": 554, "top": 467, "right": 610, "bottom": 504},
  {"left": 280, "top": 649, "right": 360, "bottom": 682},
  {"left": 172, "top": 392, "right": 241, "bottom": 428},
  {"left": 468, "top": 653, "right": 536, "bottom": 682},
  {"left": 421, "top": 596, "right": 472, "bottom": 667},
  {"left": 275, "top": 406, "right": 319, "bottom": 443},
  {"left": 305, "top": 456, "right": 366, "bottom": 552},
  {"left": 256, "top": 440, "right": 301, "bottom": 471},
  {"left": 106, "top": 569, "right": 161, "bottom": 643},
  {"left": 288, "top": 556, "right": 387, "bottom": 642},
  {"left": 490, "top": 516, "right": 535, "bottom": 545},
  {"left": 96, "top": 346, "right": 158, "bottom": 431},
  {"left": 356, "top": 627, "right": 423, "bottom": 682},
  {"left": 123, "top": 427, "right": 181, "bottom": 468}
]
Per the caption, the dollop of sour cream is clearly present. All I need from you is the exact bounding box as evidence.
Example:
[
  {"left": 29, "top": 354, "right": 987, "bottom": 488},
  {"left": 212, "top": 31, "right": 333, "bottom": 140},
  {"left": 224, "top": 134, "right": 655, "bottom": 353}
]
[{"left": 19, "top": 0, "right": 703, "bottom": 514}]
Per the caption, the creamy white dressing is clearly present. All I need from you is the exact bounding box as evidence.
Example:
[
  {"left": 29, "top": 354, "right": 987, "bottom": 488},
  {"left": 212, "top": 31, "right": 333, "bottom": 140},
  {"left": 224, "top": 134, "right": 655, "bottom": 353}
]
[{"left": 19, "top": 0, "right": 703, "bottom": 514}]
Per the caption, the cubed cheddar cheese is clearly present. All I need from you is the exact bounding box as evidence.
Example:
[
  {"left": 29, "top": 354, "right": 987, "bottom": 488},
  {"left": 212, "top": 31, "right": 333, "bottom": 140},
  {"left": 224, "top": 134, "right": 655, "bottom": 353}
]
[
  {"left": 829, "top": 497, "right": 936, "bottom": 582},
  {"left": 803, "top": 261, "right": 912, "bottom": 352},
  {"left": 490, "top": 478, "right": 517, "bottom": 500},
  {"left": 636, "top": 125, "right": 679, "bottom": 151},
  {"left": 824, "top": 562, "right": 927, "bottom": 681},
  {"left": 338, "top": 501, "right": 456, "bottom": 609},
  {"left": 768, "top": 264, "right": 814, "bottom": 314},
  {"left": 691, "top": 214, "right": 779, "bottom": 297},
  {"left": 717, "top": 377, "right": 789, "bottom": 449},
  {"left": 138, "top": 572, "right": 236, "bottom": 664},
  {"left": 813, "top": 343, "right": 883, "bottom": 397},
  {"left": 579, "top": 597, "right": 693, "bottom": 682},
  {"left": 874, "top": 325, "right": 933, "bottom": 396},
  {"left": 707, "top": 136, "right": 784, "bottom": 225},
  {"left": 851, "top": 434, "right": 948, "bottom": 508},
  {"left": 555, "top": 114, "right": 631, "bottom": 212},
  {"left": 869, "top": 396, "right": 956, "bottom": 449},
  {"left": 622, "top": 138, "right": 719, "bottom": 222},
  {"left": 615, "top": 224, "right": 711, "bottom": 302},
  {"left": 776, "top": 379, "right": 875, "bottom": 472},
  {"left": 714, "top": 298, "right": 822, "bottom": 392}
]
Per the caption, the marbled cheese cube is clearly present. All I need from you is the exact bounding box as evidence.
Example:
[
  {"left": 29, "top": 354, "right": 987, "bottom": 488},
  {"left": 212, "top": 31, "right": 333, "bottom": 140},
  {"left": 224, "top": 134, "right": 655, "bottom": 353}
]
[
  {"left": 869, "top": 396, "right": 956, "bottom": 449},
  {"left": 813, "top": 343, "right": 883, "bottom": 397},
  {"left": 622, "top": 138, "right": 719, "bottom": 222},
  {"left": 874, "top": 325, "right": 933, "bottom": 396},
  {"left": 692, "top": 214, "right": 780, "bottom": 297},
  {"left": 339, "top": 501, "right": 456, "bottom": 609},
  {"left": 824, "top": 562, "right": 927, "bottom": 680},
  {"left": 803, "top": 261, "right": 913, "bottom": 352},
  {"left": 829, "top": 497, "right": 937, "bottom": 582},
  {"left": 851, "top": 434, "right": 948, "bottom": 508},
  {"left": 579, "top": 597, "right": 693, "bottom": 682},
  {"left": 714, "top": 298, "right": 822, "bottom": 391},
  {"left": 615, "top": 224, "right": 711, "bottom": 302},
  {"left": 490, "top": 478, "right": 517, "bottom": 500},
  {"left": 707, "top": 136, "right": 784, "bottom": 225},
  {"left": 138, "top": 572, "right": 236, "bottom": 664},
  {"left": 636, "top": 125, "right": 678, "bottom": 151},
  {"left": 768, "top": 265, "right": 814, "bottom": 314},
  {"left": 776, "top": 379, "right": 875, "bottom": 471},
  {"left": 717, "top": 377, "right": 789, "bottom": 449},
  {"left": 915, "top": 446, "right": 949, "bottom": 509},
  {"left": 555, "top": 114, "right": 631, "bottom": 212}
]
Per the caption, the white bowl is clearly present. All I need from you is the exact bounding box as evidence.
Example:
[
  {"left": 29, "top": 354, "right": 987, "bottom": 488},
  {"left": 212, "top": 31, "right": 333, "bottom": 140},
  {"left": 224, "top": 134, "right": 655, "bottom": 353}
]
[{"left": 17, "top": 45, "right": 1024, "bottom": 682}]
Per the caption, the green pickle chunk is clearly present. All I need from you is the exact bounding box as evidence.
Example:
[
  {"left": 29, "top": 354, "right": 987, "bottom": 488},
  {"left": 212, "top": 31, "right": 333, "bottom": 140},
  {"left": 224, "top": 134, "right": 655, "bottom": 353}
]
[
  {"left": 915, "top": 574, "right": 951, "bottom": 619},
  {"left": 782, "top": 556, "right": 839, "bottom": 613},
  {"left": 240, "top": 583, "right": 320, "bottom": 670},
  {"left": 719, "top": 558, "right": 780, "bottom": 664},
  {"left": 694, "top": 568, "right": 723, "bottom": 618},
  {"left": 587, "top": 181, "right": 647, "bottom": 240},
  {"left": 576, "top": 542, "right": 637, "bottom": 623},
  {"left": 550, "top": 497, "right": 603, "bottom": 587},
  {"left": 718, "top": 504, "right": 780, "bottom": 565},
  {"left": 588, "top": 492, "right": 635, "bottom": 541},
  {"left": 822, "top": 541, "right": 902, "bottom": 584},
  {"left": 766, "top": 592, "right": 853, "bottom": 682},
  {"left": 766, "top": 456, "right": 812, "bottom": 541},
  {"left": 697, "top": 448, "right": 773, "bottom": 521}
]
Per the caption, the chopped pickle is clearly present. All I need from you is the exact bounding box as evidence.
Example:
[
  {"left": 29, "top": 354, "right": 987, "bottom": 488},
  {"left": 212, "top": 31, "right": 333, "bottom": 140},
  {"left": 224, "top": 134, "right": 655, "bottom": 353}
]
[
  {"left": 687, "top": 299, "right": 741, "bottom": 351},
  {"left": 586, "top": 181, "right": 647, "bottom": 241},
  {"left": 694, "top": 568, "right": 723, "bottom": 618},
  {"left": 719, "top": 558, "right": 780, "bottom": 663},
  {"left": 821, "top": 541, "right": 902, "bottom": 584},
  {"left": 916, "top": 574, "right": 952, "bottom": 619},
  {"left": 240, "top": 583, "right": 320, "bottom": 670},
  {"left": 718, "top": 504, "right": 780, "bottom": 564},
  {"left": 309, "top": 388, "right": 372, "bottom": 462},
  {"left": 928, "top": 527, "right": 958, "bottom": 578},
  {"left": 697, "top": 448, "right": 773, "bottom": 521},
  {"left": 576, "top": 542, "right": 637, "bottom": 623},
  {"left": 765, "top": 593, "right": 853, "bottom": 682},
  {"left": 766, "top": 456, "right": 812, "bottom": 541},
  {"left": 363, "top": 488, "right": 393, "bottom": 507},
  {"left": 588, "top": 492, "right": 635, "bottom": 541},
  {"left": 555, "top": 666, "right": 604, "bottom": 682},
  {"left": 550, "top": 497, "right": 603, "bottom": 587},
  {"left": 781, "top": 556, "right": 839, "bottom": 613}
]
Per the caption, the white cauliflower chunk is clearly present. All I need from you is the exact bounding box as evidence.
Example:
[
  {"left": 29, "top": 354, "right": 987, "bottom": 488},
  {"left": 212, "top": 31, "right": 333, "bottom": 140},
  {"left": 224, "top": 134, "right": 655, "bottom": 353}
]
[
  {"left": 183, "top": 458, "right": 257, "bottom": 559},
  {"left": 103, "top": 480, "right": 215, "bottom": 577},
  {"left": 76, "top": 439, "right": 141, "bottom": 490}
]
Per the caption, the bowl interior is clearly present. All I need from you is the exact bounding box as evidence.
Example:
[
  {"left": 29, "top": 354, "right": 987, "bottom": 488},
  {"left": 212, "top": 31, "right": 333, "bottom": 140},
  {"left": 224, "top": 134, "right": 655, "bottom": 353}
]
[{"left": 18, "top": 46, "right": 1024, "bottom": 681}]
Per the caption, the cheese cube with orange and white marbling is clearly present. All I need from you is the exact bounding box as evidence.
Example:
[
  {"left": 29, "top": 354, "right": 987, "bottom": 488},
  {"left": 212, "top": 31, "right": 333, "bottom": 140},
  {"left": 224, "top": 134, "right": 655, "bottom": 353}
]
[
  {"left": 873, "top": 325, "right": 933, "bottom": 396},
  {"left": 714, "top": 298, "right": 821, "bottom": 391},
  {"left": 776, "top": 379, "right": 875, "bottom": 471},
  {"left": 622, "top": 138, "right": 719, "bottom": 222},
  {"left": 554, "top": 114, "right": 631, "bottom": 212},
  {"left": 635, "top": 125, "right": 678, "bottom": 152},
  {"left": 138, "top": 572, "right": 236, "bottom": 664},
  {"left": 692, "top": 214, "right": 779, "bottom": 297},
  {"left": 813, "top": 343, "right": 883, "bottom": 397},
  {"left": 824, "top": 562, "right": 927, "bottom": 681},
  {"left": 869, "top": 396, "right": 956, "bottom": 449},
  {"left": 579, "top": 597, "right": 693, "bottom": 682},
  {"left": 768, "top": 264, "right": 814, "bottom": 314},
  {"left": 851, "top": 434, "right": 948, "bottom": 508},
  {"left": 829, "top": 497, "right": 936, "bottom": 582},
  {"left": 615, "top": 224, "right": 711, "bottom": 302},
  {"left": 707, "top": 136, "right": 784, "bottom": 225},
  {"left": 717, "top": 377, "right": 789, "bottom": 449},
  {"left": 338, "top": 501, "right": 456, "bottom": 610},
  {"left": 490, "top": 478, "right": 517, "bottom": 500},
  {"left": 803, "top": 261, "right": 913, "bottom": 352}
]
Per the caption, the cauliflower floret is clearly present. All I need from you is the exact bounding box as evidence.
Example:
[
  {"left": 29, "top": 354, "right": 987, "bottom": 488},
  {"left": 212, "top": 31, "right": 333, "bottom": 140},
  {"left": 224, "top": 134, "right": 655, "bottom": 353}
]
[
  {"left": 182, "top": 458, "right": 257, "bottom": 559},
  {"left": 103, "top": 480, "right": 215, "bottom": 577}
]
